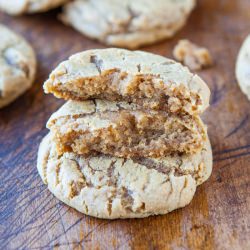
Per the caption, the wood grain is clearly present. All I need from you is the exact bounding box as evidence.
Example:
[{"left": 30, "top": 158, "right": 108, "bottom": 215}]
[{"left": 0, "top": 0, "right": 250, "bottom": 249}]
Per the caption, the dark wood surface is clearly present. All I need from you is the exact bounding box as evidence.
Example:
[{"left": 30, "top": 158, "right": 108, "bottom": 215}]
[{"left": 0, "top": 0, "right": 250, "bottom": 249}]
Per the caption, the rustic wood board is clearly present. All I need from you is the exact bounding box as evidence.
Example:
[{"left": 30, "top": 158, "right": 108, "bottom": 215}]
[{"left": 0, "top": 0, "right": 250, "bottom": 249}]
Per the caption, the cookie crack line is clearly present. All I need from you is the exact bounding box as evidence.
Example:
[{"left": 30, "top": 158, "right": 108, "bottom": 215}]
[
  {"left": 131, "top": 156, "right": 204, "bottom": 183},
  {"left": 90, "top": 55, "right": 103, "bottom": 74}
]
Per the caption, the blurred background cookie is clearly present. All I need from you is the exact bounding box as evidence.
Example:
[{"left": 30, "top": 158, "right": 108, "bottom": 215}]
[
  {"left": 236, "top": 35, "right": 250, "bottom": 100},
  {"left": 60, "top": 0, "right": 196, "bottom": 49},
  {"left": 0, "top": 0, "right": 69, "bottom": 15},
  {"left": 0, "top": 25, "right": 36, "bottom": 108}
]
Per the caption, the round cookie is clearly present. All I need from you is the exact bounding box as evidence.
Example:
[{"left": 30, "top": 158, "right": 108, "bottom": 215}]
[
  {"left": 236, "top": 35, "right": 250, "bottom": 100},
  {"left": 0, "top": 25, "right": 36, "bottom": 108},
  {"left": 0, "top": 0, "right": 69, "bottom": 15},
  {"left": 60, "top": 0, "right": 196, "bottom": 49},
  {"left": 37, "top": 133, "right": 212, "bottom": 219}
]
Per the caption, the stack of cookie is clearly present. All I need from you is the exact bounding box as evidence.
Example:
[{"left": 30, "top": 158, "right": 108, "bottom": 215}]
[{"left": 37, "top": 48, "right": 212, "bottom": 219}]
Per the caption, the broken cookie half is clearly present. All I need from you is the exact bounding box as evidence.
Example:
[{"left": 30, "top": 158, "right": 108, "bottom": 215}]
[
  {"left": 37, "top": 133, "right": 212, "bottom": 219},
  {"left": 44, "top": 48, "right": 210, "bottom": 115},
  {"left": 47, "top": 99, "right": 207, "bottom": 158}
]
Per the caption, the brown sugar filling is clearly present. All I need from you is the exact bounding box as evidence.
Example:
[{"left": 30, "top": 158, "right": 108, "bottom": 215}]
[{"left": 48, "top": 110, "right": 206, "bottom": 158}]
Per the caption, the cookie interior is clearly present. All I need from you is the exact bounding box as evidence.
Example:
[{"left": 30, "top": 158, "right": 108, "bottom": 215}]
[{"left": 45, "top": 69, "right": 204, "bottom": 116}]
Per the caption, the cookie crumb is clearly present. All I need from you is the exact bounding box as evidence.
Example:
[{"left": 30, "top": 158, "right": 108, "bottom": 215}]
[{"left": 173, "top": 39, "right": 213, "bottom": 70}]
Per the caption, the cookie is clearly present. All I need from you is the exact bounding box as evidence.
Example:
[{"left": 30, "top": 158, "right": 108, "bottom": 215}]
[
  {"left": 236, "top": 35, "right": 250, "bottom": 100},
  {"left": 173, "top": 40, "right": 213, "bottom": 71},
  {"left": 0, "top": 25, "right": 36, "bottom": 108},
  {"left": 44, "top": 48, "right": 210, "bottom": 115},
  {"left": 60, "top": 0, "right": 196, "bottom": 49},
  {"left": 37, "top": 133, "right": 212, "bottom": 219},
  {"left": 47, "top": 99, "right": 207, "bottom": 158},
  {"left": 0, "top": 0, "right": 68, "bottom": 15}
]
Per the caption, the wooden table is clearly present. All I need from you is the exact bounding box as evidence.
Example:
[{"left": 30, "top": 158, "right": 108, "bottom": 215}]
[{"left": 0, "top": 0, "right": 249, "bottom": 249}]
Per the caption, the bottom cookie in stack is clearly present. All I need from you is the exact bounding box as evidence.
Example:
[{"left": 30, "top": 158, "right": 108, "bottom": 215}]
[{"left": 37, "top": 133, "right": 212, "bottom": 219}]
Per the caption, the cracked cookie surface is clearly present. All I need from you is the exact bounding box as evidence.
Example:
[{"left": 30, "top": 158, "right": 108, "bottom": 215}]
[
  {"left": 37, "top": 133, "right": 212, "bottom": 219},
  {"left": 0, "top": 25, "right": 36, "bottom": 108},
  {"left": 44, "top": 48, "right": 210, "bottom": 115},
  {"left": 60, "top": 0, "right": 196, "bottom": 49},
  {"left": 47, "top": 99, "right": 207, "bottom": 158},
  {"left": 0, "top": 0, "right": 69, "bottom": 15},
  {"left": 236, "top": 35, "right": 250, "bottom": 100}
]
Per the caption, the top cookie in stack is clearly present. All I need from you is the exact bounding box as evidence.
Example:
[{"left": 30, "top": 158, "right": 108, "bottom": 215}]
[
  {"left": 44, "top": 48, "right": 210, "bottom": 115},
  {"left": 38, "top": 48, "right": 212, "bottom": 219}
]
